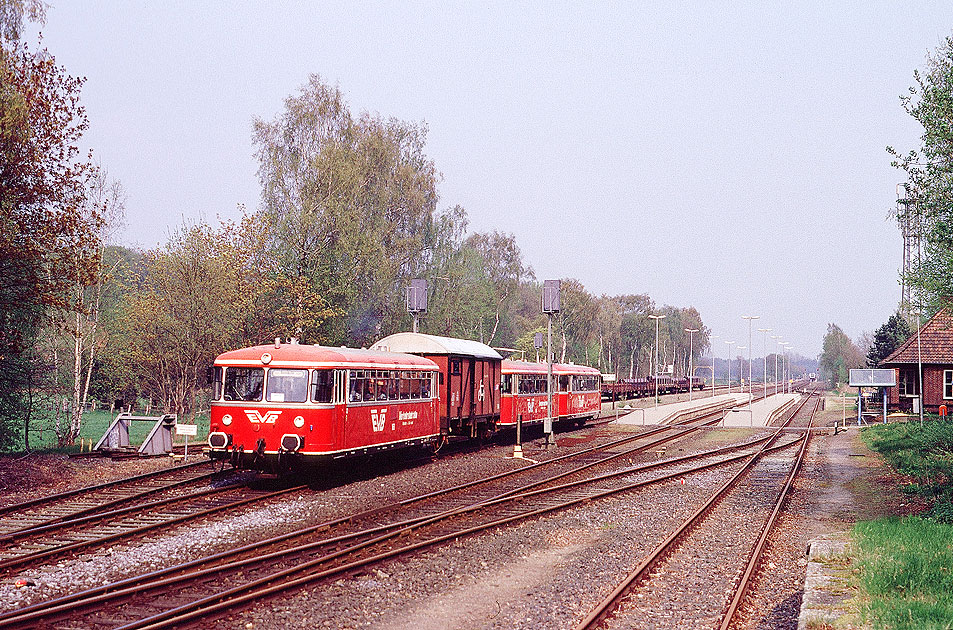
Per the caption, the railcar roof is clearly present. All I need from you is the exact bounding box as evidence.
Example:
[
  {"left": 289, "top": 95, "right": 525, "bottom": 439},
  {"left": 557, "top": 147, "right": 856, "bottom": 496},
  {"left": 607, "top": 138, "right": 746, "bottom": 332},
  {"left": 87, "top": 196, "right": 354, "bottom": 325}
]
[
  {"left": 502, "top": 359, "right": 601, "bottom": 375},
  {"left": 371, "top": 333, "right": 502, "bottom": 360},
  {"left": 214, "top": 343, "right": 438, "bottom": 369}
]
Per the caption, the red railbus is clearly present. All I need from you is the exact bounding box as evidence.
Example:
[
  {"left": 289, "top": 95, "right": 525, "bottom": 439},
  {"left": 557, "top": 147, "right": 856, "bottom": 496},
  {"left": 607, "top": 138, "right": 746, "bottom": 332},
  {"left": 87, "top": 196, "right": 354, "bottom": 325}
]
[
  {"left": 206, "top": 341, "right": 439, "bottom": 473},
  {"left": 500, "top": 360, "right": 602, "bottom": 429}
]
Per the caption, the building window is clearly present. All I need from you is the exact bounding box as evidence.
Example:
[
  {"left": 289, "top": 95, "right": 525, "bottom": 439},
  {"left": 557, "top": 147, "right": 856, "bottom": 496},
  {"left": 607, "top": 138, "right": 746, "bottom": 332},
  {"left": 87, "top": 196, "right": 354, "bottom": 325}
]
[
  {"left": 945, "top": 370, "right": 953, "bottom": 400},
  {"left": 899, "top": 369, "right": 919, "bottom": 397}
]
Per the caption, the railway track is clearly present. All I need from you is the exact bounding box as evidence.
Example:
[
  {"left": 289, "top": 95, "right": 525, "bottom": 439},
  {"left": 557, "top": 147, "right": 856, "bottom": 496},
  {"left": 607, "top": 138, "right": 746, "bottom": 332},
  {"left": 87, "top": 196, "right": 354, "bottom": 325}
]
[
  {"left": 576, "top": 388, "right": 820, "bottom": 629},
  {"left": 0, "top": 460, "right": 218, "bottom": 537},
  {"left": 0, "top": 396, "right": 797, "bottom": 630}
]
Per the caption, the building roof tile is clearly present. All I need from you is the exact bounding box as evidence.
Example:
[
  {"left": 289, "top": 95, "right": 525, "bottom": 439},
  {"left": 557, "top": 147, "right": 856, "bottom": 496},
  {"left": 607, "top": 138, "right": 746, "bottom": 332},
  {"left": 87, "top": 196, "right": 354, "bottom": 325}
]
[{"left": 881, "top": 308, "right": 953, "bottom": 365}]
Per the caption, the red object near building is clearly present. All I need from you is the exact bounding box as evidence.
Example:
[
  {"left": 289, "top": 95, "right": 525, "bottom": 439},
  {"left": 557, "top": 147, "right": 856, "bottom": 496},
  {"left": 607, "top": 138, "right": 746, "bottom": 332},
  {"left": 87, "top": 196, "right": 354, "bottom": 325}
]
[
  {"left": 206, "top": 341, "right": 440, "bottom": 473},
  {"left": 500, "top": 360, "right": 602, "bottom": 429}
]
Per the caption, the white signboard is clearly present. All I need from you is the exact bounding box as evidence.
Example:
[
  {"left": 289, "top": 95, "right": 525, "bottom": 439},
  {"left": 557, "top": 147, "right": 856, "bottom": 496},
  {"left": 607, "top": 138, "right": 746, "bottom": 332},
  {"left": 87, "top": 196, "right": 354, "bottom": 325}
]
[
  {"left": 848, "top": 369, "right": 896, "bottom": 387},
  {"left": 175, "top": 424, "right": 198, "bottom": 436}
]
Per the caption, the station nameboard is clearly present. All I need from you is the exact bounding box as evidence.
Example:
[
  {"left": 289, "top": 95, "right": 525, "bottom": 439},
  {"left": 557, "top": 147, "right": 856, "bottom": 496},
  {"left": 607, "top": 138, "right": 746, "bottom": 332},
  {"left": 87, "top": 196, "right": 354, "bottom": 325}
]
[{"left": 848, "top": 369, "right": 896, "bottom": 387}]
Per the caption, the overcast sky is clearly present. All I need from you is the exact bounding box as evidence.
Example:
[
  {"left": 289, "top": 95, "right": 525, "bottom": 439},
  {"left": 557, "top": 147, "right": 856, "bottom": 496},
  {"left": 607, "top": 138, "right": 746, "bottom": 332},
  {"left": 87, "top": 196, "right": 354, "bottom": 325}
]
[{"left": 25, "top": 1, "right": 953, "bottom": 358}]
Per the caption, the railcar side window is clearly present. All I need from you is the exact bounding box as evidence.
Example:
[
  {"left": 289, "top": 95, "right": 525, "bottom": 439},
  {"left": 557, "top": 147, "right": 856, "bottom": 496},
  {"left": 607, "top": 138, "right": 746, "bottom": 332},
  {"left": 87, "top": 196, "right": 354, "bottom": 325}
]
[
  {"left": 501, "top": 374, "right": 512, "bottom": 394},
  {"left": 349, "top": 371, "right": 364, "bottom": 402},
  {"left": 559, "top": 375, "right": 570, "bottom": 392},
  {"left": 311, "top": 370, "right": 333, "bottom": 403},
  {"left": 399, "top": 372, "right": 412, "bottom": 399},
  {"left": 267, "top": 368, "right": 308, "bottom": 403},
  {"left": 387, "top": 372, "right": 400, "bottom": 400},
  {"left": 420, "top": 373, "right": 432, "bottom": 399},
  {"left": 212, "top": 366, "right": 223, "bottom": 400},
  {"left": 224, "top": 368, "right": 264, "bottom": 402}
]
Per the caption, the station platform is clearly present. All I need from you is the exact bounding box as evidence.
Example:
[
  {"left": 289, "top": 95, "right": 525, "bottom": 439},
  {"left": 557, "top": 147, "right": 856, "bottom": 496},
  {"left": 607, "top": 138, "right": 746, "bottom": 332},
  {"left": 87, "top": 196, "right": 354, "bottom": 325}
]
[{"left": 608, "top": 391, "right": 799, "bottom": 427}]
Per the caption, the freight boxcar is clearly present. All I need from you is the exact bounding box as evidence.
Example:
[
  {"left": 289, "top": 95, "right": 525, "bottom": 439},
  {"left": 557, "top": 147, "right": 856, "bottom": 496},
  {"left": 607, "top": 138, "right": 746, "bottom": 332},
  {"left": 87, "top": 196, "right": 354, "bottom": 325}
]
[{"left": 371, "top": 333, "right": 502, "bottom": 439}]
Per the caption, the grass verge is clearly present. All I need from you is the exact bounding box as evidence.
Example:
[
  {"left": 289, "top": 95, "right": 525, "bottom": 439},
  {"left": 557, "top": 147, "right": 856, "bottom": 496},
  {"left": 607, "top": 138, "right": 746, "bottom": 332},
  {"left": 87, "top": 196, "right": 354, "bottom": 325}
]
[{"left": 854, "top": 421, "right": 953, "bottom": 629}]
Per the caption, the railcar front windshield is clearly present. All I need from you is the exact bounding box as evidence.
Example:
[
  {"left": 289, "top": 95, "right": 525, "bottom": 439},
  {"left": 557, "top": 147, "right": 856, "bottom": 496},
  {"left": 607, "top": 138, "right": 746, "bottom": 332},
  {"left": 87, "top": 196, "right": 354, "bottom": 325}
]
[
  {"left": 267, "top": 368, "right": 308, "bottom": 403},
  {"left": 224, "top": 367, "right": 264, "bottom": 402}
]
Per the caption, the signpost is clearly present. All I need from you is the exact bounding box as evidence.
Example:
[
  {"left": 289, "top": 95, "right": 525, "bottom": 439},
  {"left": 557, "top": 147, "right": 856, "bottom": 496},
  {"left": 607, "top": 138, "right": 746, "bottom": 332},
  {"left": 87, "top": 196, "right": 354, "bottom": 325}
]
[
  {"left": 406, "top": 279, "right": 428, "bottom": 333},
  {"left": 175, "top": 423, "right": 198, "bottom": 460},
  {"left": 542, "top": 280, "right": 560, "bottom": 447},
  {"left": 849, "top": 369, "right": 897, "bottom": 425}
]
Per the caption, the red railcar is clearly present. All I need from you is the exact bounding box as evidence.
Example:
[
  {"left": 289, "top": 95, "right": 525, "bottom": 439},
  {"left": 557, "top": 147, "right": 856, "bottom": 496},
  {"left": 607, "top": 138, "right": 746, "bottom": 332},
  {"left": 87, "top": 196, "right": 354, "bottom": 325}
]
[
  {"left": 370, "top": 333, "right": 502, "bottom": 438},
  {"left": 500, "top": 360, "right": 602, "bottom": 428},
  {"left": 205, "top": 341, "right": 440, "bottom": 472}
]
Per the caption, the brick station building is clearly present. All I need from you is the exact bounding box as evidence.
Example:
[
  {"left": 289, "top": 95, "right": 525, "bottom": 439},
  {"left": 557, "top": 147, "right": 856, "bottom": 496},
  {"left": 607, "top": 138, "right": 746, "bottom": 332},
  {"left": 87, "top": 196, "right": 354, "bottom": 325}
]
[{"left": 880, "top": 308, "right": 953, "bottom": 413}]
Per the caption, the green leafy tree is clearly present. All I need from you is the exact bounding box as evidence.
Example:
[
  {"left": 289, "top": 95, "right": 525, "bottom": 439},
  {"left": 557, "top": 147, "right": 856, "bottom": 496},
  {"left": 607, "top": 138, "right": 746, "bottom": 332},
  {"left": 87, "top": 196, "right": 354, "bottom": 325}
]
[
  {"left": 889, "top": 35, "right": 953, "bottom": 310},
  {"left": 1, "top": 21, "right": 103, "bottom": 449},
  {"left": 464, "top": 230, "right": 534, "bottom": 347},
  {"left": 617, "top": 294, "right": 654, "bottom": 378},
  {"left": 252, "top": 75, "right": 438, "bottom": 346},
  {"left": 866, "top": 312, "right": 912, "bottom": 367},
  {"left": 122, "top": 221, "right": 264, "bottom": 419},
  {"left": 556, "top": 279, "right": 598, "bottom": 364},
  {"left": 819, "top": 323, "right": 865, "bottom": 387}
]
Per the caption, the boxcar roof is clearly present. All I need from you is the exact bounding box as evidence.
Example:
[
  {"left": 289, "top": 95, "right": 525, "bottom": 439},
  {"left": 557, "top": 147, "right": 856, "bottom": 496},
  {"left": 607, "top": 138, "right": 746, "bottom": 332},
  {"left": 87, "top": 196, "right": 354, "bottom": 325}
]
[
  {"left": 502, "top": 360, "right": 601, "bottom": 375},
  {"left": 215, "top": 343, "right": 438, "bottom": 369},
  {"left": 371, "top": 333, "right": 502, "bottom": 360}
]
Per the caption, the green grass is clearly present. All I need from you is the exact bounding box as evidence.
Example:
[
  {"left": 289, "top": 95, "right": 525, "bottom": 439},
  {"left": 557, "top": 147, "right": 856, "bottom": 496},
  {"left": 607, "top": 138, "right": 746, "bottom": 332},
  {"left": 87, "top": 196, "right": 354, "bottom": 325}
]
[
  {"left": 854, "top": 517, "right": 953, "bottom": 630},
  {"left": 854, "top": 420, "right": 953, "bottom": 629},
  {"left": 18, "top": 409, "right": 210, "bottom": 454},
  {"left": 862, "top": 420, "right": 953, "bottom": 521}
]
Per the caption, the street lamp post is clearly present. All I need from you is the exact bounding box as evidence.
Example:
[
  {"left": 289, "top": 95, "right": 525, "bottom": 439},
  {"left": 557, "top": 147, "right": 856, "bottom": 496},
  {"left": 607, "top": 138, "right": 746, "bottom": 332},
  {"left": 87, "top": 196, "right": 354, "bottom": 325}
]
[
  {"left": 736, "top": 346, "right": 747, "bottom": 398},
  {"left": 685, "top": 328, "right": 699, "bottom": 401},
  {"left": 725, "top": 340, "right": 735, "bottom": 394},
  {"left": 782, "top": 344, "right": 792, "bottom": 393},
  {"left": 742, "top": 315, "right": 760, "bottom": 408},
  {"left": 648, "top": 314, "right": 667, "bottom": 407},
  {"left": 758, "top": 328, "right": 771, "bottom": 398},
  {"left": 771, "top": 335, "right": 781, "bottom": 396},
  {"left": 710, "top": 334, "right": 719, "bottom": 398}
]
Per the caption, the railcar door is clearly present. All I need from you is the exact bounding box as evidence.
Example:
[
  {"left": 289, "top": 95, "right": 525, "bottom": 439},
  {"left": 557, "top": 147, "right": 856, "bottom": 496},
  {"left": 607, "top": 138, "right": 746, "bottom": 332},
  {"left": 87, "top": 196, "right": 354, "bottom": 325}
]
[
  {"left": 449, "top": 357, "right": 463, "bottom": 428},
  {"left": 332, "top": 369, "right": 347, "bottom": 449}
]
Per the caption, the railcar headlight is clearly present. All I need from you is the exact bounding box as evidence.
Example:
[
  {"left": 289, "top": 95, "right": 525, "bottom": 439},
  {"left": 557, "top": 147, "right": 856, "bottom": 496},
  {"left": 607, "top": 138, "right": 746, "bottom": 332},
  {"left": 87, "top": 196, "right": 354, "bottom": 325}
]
[
  {"left": 280, "top": 434, "right": 303, "bottom": 452},
  {"left": 222, "top": 414, "right": 232, "bottom": 426},
  {"left": 208, "top": 432, "right": 232, "bottom": 449},
  {"left": 293, "top": 415, "right": 305, "bottom": 428}
]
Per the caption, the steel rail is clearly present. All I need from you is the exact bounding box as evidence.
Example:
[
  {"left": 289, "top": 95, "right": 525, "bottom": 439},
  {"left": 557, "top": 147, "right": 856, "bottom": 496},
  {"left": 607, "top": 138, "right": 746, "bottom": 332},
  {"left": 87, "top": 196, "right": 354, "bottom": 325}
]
[
  {"left": 0, "top": 470, "right": 223, "bottom": 541},
  {"left": 574, "top": 392, "right": 815, "bottom": 629},
  {"left": 110, "top": 441, "right": 802, "bottom": 630},
  {"left": 0, "top": 429, "right": 795, "bottom": 630},
  {"left": 0, "top": 413, "right": 744, "bottom": 627},
  {"left": 0, "top": 460, "right": 212, "bottom": 517},
  {"left": 718, "top": 394, "right": 820, "bottom": 629},
  {"left": 0, "top": 483, "right": 306, "bottom": 576},
  {"left": 1, "top": 396, "right": 781, "bottom": 629}
]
